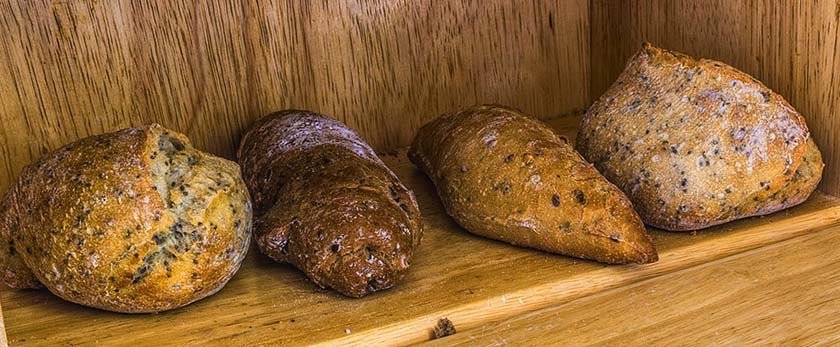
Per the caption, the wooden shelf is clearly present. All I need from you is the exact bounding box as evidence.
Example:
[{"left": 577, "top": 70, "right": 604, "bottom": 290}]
[
  {"left": 426, "top": 223, "right": 840, "bottom": 346},
  {"left": 2, "top": 115, "right": 840, "bottom": 346}
]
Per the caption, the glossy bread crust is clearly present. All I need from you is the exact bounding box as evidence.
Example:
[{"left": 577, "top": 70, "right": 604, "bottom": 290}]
[
  {"left": 577, "top": 43, "right": 824, "bottom": 231},
  {"left": 409, "top": 104, "right": 657, "bottom": 264},
  {"left": 237, "top": 110, "right": 422, "bottom": 298},
  {"left": 0, "top": 124, "right": 252, "bottom": 313}
]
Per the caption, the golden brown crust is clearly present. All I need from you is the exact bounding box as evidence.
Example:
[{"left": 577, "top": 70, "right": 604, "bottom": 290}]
[
  {"left": 577, "top": 43, "right": 824, "bottom": 231},
  {"left": 0, "top": 185, "right": 40, "bottom": 289},
  {"left": 237, "top": 110, "right": 422, "bottom": 297},
  {"left": 409, "top": 104, "right": 657, "bottom": 264},
  {"left": 0, "top": 124, "right": 252, "bottom": 313}
]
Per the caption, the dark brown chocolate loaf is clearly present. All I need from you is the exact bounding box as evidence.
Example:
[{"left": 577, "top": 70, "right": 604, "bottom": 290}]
[{"left": 238, "top": 110, "right": 422, "bottom": 297}]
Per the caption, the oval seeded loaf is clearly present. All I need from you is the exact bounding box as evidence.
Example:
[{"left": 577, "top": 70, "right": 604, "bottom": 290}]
[
  {"left": 237, "top": 110, "right": 422, "bottom": 297},
  {"left": 577, "top": 43, "right": 824, "bottom": 231},
  {"left": 409, "top": 104, "right": 657, "bottom": 264},
  {"left": 0, "top": 124, "right": 252, "bottom": 313}
]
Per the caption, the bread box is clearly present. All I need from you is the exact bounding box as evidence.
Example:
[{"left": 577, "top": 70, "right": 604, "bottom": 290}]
[{"left": 1, "top": 1, "right": 839, "bottom": 345}]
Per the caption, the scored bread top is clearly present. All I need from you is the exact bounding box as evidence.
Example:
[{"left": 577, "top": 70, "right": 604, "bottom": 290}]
[
  {"left": 409, "top": 104, "right": 657, "bottom": 264},
  {"left": 577, "top": 43, "right": 824, "bottom": 231},
  {"left": 0, "top": 124, "right": 252, "bottom": 313}
]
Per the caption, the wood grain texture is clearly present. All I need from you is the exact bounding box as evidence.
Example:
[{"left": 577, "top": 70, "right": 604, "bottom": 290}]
[
  {"left": 0, "top": 299, "right": 6, "bottom": 347},
  {"left": 429, "top": 223, "right": 840, "bottom": 346},
  {"left": 0, "top": 0, "right": 590, "bottom": 196},
  {"left": 590, "top": 0, "right": 840, "bottom": 196},
  {"left": 2, "top": 116, "right": 840, "bottom": 346}
]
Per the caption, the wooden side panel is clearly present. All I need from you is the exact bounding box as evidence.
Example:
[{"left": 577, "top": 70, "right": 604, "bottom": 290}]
[
  {"left": 0, "top": 0, "right": 590, "bottom": 194},
  {"left": 0, "top": 298, "right": 6, "bottom": 347},
  {"left": 590, "top": 0, "right": 840, "bottom": 196}
]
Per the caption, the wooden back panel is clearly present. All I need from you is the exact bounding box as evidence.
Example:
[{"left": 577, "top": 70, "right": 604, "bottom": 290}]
[
  {"left": 0, "top": 0, "right": 589, "bottom": 194},
  {"left": 590, "top": 0, "right": 840, "bottom": 196},
  {"left": 4, "top": 1, "right": 838, "bottom": 196}
]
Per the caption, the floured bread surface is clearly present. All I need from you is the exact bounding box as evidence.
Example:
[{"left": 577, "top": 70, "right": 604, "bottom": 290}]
[
  {"left": 409, "top": 104, "right": 657, "bottom": 264},
  {"left": 577, "top": 43, "right": 824, "bottom": 231},
  {"left": 0, "top": 124, "right": 252, "bottom": 313},
  {"left": 237, "top": 110, "right": 422, "bottom": 298}
]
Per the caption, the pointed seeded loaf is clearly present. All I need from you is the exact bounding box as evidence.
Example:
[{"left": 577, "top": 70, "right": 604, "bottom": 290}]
[
  {"left": 577, "top": 43, "right": 824, "bottom": 231},
  {"left": 409, "top": 104, "right": 657, "bottom": 264}
]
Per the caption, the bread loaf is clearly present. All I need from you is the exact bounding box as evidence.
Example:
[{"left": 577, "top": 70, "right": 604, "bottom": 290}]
[
  {"left": 577, "top": 43, "right": 824, "bottom": 231},
  {"left": 0, "top": 124, "right": 252, "bottom": 313},
  {"left": 237, "top": 110, "right": 422, "bottom": 297},
  {"left": 409, "top": 104, "right": 657, "bottom": 264}
]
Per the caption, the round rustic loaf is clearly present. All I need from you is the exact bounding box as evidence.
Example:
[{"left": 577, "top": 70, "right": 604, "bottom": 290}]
[
  {"left": 238, "top": 110, "right": 422, "bottom": 297},
  {"left": 0, "top": 124, "right": 252, "bottom": 313}
]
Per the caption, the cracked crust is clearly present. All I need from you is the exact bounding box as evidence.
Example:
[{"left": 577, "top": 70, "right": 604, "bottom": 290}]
[
  {"left": 237, "top": 110, "right": 422, "bottom": 298},
  {"left": 409, "top": 104, "right": 657, "bottom": 264},
  {"left": 0, "top": 124, "right": 252, "bottom": 313},
  {"left": 576, "top": 43, "right": 824, "bottom": 231}
]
